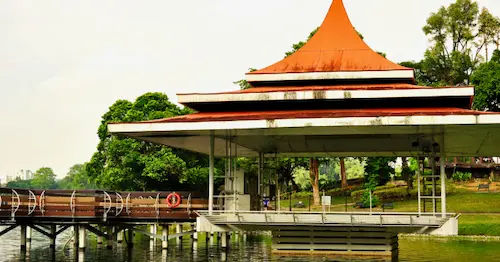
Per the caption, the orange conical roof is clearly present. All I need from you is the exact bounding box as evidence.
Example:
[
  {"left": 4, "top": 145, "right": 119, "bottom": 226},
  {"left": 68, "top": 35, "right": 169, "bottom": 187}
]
[{"left": 248, "top": 0, "right": 412, "bottom": 76}]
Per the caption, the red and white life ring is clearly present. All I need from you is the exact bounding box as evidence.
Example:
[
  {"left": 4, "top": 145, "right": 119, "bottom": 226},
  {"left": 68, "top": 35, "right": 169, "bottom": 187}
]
[{"left": 166, "top": 192, "right": 181, "bottom": 208}]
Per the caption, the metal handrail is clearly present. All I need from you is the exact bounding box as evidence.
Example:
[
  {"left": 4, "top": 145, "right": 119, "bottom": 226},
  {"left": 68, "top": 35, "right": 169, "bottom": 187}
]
[
  {"left": 11, "top": 189, "right": 20, "bottom": 219},
  {"left": 154, "top": 193, "right": 160, "bottom": 218},
  {"left": 187, "top": 193, "right": 192, "bottom": 215},
  {"left": 116, "top": 192, "right": 124, "bottom": 216},
  {"left": 70, "top": 191, "right": 76, "bottom": 216},
  {"left": 28, "top": 190, "right": 37, "bottom": 215},
  {"left": 196, "top": 210, "right": 456, "bottom": 217},
  {"left": 103, "top": 191, "right": 112, "bottom": 221},
  {"left": 39, "top": 190, "right": 46, "bottom": 215},
  {"left": 125, "top": 193, "right": 131, "bottom": 215}
]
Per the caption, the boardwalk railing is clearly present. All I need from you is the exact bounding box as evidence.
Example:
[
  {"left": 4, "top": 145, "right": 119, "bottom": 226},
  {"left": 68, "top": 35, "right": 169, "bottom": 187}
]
[
  {"left": 197, "top": 210, "right": 455, "bottom": 228},
  {"left": 0, "top": 188, "right": 207, "bottom": 222}
]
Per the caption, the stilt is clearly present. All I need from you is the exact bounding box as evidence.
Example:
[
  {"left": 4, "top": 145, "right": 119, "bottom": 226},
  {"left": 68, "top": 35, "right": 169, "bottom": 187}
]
[
  {"left": 78, "top": 226, "right": 86, "bottom": 251},
  {"left": 97, "top": 226, "right": 103, "bottom": 245},
  {"left": 221, "top": 232, "right": 227, "bottom": 248},
  {"left": 209, "top": 232, "right": 214, "bottom": 245},
  {"left": 192, "top": 223, "right": 198, "bottom": 241},
  {"left": 26, "top": 226, "right": 32, "bottom": 245},
  {"left": 50, "top": 225, "right": 56, "bottom": 249},
  {"left": 20, "top": 225, "right": 27, "bottom": 251},
  {"left": 127, "top": 228, "right": 134, "bottom": 248},
  {"left": 175, "top": 223, "right": 182, "bottom": 245},
  {"left": 162, "top": 225, "right": 169, "bottom": 250},
  {"left": 106, "top": 227, "right": 113, "bottom": 249},
  {"left": 117, "top": 229, "right": 123, "bottom": 243},
  {"left": 74, "top": 225, "right": 79, "bottom": 249}
]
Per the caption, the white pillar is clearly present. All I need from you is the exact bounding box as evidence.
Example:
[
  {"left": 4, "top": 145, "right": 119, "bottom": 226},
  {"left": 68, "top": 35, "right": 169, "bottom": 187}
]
[
  {"left": 50, "top": 225, "right": 56, "bottom": 249},
  {"left": 176, "top": 223, "right": 182, "bottom": 245},
  {"left": 417, "top": 158, "right": 422, "bottom": 216},
  {"left": 221, "top": 232, "right": 227, "bottom": 248},
  {"left": 209, "top": 132, "right": 215, "bottom": 215},
  {"left": 26, "top": 226, "right": 32, "bottom": 244},
  {"left": 78, "top": 226, "right": 86, "bottom": 250},
  {"left": 440, "top": 137, "right": 447, "bottom": 218},
  {"left": 162, "top": 225, "right": 168, "bottom": 249},
  {"left": 20, "top": 225, "right": 27, "bottom": 251}
]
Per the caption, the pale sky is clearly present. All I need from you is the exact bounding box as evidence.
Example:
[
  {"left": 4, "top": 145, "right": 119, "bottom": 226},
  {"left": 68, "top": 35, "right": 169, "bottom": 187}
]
[{"left": 1, "top": 0, "right": 499, "bottom": 179}]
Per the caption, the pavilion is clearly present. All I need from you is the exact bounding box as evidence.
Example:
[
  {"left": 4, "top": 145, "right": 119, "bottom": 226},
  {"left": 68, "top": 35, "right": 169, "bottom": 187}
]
[{"left": 109, "top": 0, "right": 500, "bottom": 256}]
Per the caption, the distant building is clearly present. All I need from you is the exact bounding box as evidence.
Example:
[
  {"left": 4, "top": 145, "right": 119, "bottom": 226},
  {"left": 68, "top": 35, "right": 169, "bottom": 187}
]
[{"left": 16, "top": 169, "right": 33, "bottom": 180}]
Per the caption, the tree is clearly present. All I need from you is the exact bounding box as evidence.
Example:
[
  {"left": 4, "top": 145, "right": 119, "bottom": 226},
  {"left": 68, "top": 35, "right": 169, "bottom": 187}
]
[
  {"left": 364, "top": 157, "right": 396, "bottom": 187},
  {"left": 31, "top": 167, "right": 57, "bottom": 189},
  {"left": 58, "top": 164, "right": 96, "bottom": 190},
  {"left": 420, "top": 0, "right": 499, "bottom": 85},
  {"left": 7, "top": 178, "right": 32, "bottom": 189},
  {"left": 309, "top": 158, "right": 320, "bottom": 205},
  {"left": 472, "top": 50, "right": 500, "bottom": 111},
  {"left": 340, "top": 157, "right": 347, "bottom": 189},
  {"left": 87, "top": 92, "right": 209, "bottom": 191}
]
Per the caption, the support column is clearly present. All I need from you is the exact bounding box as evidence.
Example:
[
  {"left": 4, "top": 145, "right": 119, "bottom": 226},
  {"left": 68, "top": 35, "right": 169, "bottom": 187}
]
[
  {"left": 50, "top": 225, "right": 56, "bottom": 249},
  {"left": 440, "top": 136, "right": 447, "bottom": 218},
  {"left": 192, "top": 223, "right": 198, "bottom": 241},
  {"left": 162, "top": 225, "right": 169, "bottom": 249},
  {"left": 20, "top": 225, "right": 27, "bottom": 251},
  {"left": 221, "top": 232, "right": 227, "bottom": 248},
  {"left": 106, "top": 227, "right": 113, "bottom": 249},
  {"left": 78, "top": 226, "right": 86, "bottom": 251},
  {"left": 175, "top": 223, "right": 182, "bottom": 245},
  {"left": 417, "top": 158, "right": 422, "bottom": 216},
  {"left": 209, "top": 132, "right": 215, "bottom": 215},
  {"left": 117, "top": 229, "right": 123, "bottom": 243},
  {"left": 74, "top": 225, "right": 79, "bottom": 249},
  {"left": 97, "top": 226, "right": 103, "bottom": 245},
  {"left": 127, "top": 228, "right": 134, "bottom": 248},
  {"left": 26, "top": 226, "right": 32, "bottom": 246}
]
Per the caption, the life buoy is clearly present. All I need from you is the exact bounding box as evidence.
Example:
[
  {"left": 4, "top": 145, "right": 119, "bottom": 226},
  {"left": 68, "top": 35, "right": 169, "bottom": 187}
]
[{"left": 166, "top": 192, "right": 181, "bottom": 208}]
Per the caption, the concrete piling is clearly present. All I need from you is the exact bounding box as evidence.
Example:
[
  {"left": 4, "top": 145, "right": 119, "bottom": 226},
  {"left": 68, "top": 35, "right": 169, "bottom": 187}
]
[
  {"left": 162, "top": 225, "right": 169, "bottom": 250},
  {"left": 78, "top": 226, "right": 86, "bottom": 251},
  {"left": 50, "top": 225, "right": 56, "bottom": 249},
  {"left": 221, "top": 232, "right": 227, "bottom": 248},
  {"left": 175, "top": 223, "right": 182, "bottom": 245},
  {"left": 127, "top": 228, "right": 134, "bottom": 248},
  {"left": 20, "top": 225, "right": 27, "bottom": 251}
]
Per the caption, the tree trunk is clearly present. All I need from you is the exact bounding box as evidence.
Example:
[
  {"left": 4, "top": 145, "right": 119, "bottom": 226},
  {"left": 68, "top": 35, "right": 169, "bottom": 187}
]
[
  {"left": 309, "top": 158, "right": 320, "bottom": 206},
  {"left": 402, "top": 157, "right": 413, "bottom": 190},
  {"left": 340, "top": 157, "right": 347, "bottom": 189}
]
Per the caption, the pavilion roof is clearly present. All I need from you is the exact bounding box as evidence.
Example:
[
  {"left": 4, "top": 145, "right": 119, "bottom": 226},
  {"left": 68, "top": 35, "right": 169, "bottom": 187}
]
[{"left": 246, "top": 0, "right": 414, "bottom": 85}]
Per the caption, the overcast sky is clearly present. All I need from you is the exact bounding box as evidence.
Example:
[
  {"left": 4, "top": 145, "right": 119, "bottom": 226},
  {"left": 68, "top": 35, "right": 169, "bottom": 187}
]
[{"left": 1, "top": 0, "right": 499, "bottom": 179}]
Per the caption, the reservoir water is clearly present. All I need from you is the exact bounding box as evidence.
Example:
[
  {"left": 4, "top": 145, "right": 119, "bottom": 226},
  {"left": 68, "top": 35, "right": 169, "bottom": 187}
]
[{"left": 0, "top": 228, "right": 498, "bottom": 261}]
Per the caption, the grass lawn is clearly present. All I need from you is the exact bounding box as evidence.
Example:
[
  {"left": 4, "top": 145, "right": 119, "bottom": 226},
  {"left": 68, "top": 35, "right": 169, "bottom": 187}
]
[{"left": 459, "top": 214, "right": 500, "bottom": 236}]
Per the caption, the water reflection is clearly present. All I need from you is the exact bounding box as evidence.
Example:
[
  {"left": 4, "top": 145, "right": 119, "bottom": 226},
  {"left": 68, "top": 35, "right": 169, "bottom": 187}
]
[{"left": 1, "top": 228, "right": 499, "bottom": 262}]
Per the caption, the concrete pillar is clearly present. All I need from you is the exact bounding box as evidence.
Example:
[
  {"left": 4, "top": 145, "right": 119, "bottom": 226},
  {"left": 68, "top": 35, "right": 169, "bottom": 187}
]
[
  {"left": 175, "top": 223, "right": 182, "bottom": 245},
  {"left": 221, "top": 232, "right": 227, "bottom": 248},
  {"left": 192, "top": 224, "right": 198, "bottom": 241},
  {"left": 117, "top": 229, "right": 123, "bottom": 243},
  {"left": 26, "top": 226, "right": 32, "bottom": 245},
  {"left": 106, "top": 227, "right": 113, "bottom": 249},
  {"left": 162, "top": 225, "right": 169, "bottom": 249},
  {"left": 209, "top": 232, "right": 214, "bottom": 245},
  {"left": 50, "top": 225, "right": 56, "bottom": 249},
  {"left": 73, "top": 225, "right": 79, "bottom": 249},
  {"left": 440, "top": 135, "right": 447, "bottom": 218},
  {"left": 20, "top": 225, "right": 27, "bottom": 251},
  {"left": 97, "top": 226, "right": 103, "bottom": 245},
  {"left": 209, "top": 132, "right": 215, "bottom": 215},
  {"left": 78, "top": 226, "right": 86, "bottom": 251},
  {"left": 127, "top": 228, "right": 134, "bottom": 248},
  {"left": 242, "top": 232, "right": 247, "bottom": 242}
]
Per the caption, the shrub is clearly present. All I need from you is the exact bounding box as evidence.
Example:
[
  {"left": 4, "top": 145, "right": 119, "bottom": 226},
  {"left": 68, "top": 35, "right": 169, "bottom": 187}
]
[
  {"left": 360, "top": 189, "right": 379, "bottom": 207},
  {"left": 452, "top": 172, "right": 472, "bottom": 182}
]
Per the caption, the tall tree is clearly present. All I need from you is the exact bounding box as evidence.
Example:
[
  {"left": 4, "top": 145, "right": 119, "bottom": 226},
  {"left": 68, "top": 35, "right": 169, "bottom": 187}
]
[
  {"left": 472, "top": 50, "right": 500, "bottom": 111},
  {"left": 58, "top": 164, "right": 96, "bottom": 190},
  {"left": 421, "top": 0, "right": 499, "bottom": 85},
  {"left": 340, "top": 157, "right": 347, "bottom": 189},
  {"left": 31, "top": 167, "right": 57, "bottom": 189},
  {"left": 309, "top": 158, "right": 320, "bottom": 205},
  {"left": 86, "top": 92, "right": 211, "bottom": 191}
]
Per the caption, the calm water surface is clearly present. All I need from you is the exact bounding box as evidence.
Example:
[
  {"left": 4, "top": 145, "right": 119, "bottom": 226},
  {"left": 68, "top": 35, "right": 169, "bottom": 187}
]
[{"left": 1, "top": 228, "right": 499, "bottom": 262}]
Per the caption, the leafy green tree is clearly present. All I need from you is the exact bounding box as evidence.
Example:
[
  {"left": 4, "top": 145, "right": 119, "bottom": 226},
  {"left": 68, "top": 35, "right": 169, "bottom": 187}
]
[
  {"left": 87, "top": 92, "right": 209, "bottom": 191},
  {"left": 6, "top": 178, "right": 32, "bottom": 189},
  {"left": 420, "top": 0, "right": 499, "bottom": 85},
  {"left": 364, "top": 157, "right": 396, "bottom": 187},
  {"left": 58, "top": 164, "right": 96, "bottom": 190},
  {"left": 472, "top": 50, "right": 500, "bottom": 111},
  {"left": 31, "top": 167, "right": 57, "bottom": 189}
]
